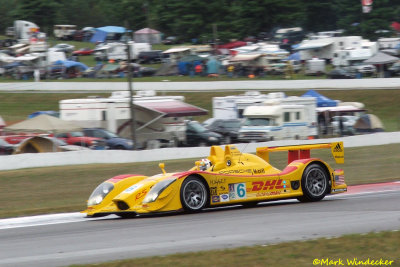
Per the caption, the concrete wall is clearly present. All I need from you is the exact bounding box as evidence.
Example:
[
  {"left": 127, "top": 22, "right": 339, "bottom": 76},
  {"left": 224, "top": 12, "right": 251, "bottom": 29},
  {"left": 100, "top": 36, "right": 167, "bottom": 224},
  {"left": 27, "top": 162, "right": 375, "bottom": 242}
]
[{"left": 1, "top": 132, "right": 400, "bottom": 171}]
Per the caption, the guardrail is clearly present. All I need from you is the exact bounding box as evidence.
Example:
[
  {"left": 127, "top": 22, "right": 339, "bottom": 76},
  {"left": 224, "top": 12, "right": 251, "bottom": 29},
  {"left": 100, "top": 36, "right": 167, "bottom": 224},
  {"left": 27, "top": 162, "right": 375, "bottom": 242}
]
[{"left": 1, "top": 132, "right": 400, "bottom": 171}]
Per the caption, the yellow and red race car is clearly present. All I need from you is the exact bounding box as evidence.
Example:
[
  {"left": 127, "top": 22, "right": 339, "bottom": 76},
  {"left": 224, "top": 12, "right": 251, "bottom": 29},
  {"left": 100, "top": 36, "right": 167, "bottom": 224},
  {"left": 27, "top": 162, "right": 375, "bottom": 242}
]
[{"left": 83, "top": 142, "right": 347, "bottom": 217}]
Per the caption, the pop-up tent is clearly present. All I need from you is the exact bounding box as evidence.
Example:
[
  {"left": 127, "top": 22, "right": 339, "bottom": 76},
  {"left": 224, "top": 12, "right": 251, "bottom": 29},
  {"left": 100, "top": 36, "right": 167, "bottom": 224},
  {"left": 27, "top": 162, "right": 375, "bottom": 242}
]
[
  {"left": 4, "top": 114, "right": 82, "bottom": 134},
  {"left": 301, "top": 90, "right": 337, "bottom": 107},
  {"left": 354, "top": 114, "right": 384, "bottom": 133},
  {"left": 90, "top": 26, "right": 127, "bottom": 43}
]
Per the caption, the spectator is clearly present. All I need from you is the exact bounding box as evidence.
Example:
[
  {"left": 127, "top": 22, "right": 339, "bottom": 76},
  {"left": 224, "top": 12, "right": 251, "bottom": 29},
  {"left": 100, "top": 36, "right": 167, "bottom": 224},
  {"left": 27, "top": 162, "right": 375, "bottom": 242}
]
[
  {"left": 195, "top": 64, "right": 202, "bottom": 76},
  {"left": 227, "top": 65, "right": 234, "bottom": 78}
]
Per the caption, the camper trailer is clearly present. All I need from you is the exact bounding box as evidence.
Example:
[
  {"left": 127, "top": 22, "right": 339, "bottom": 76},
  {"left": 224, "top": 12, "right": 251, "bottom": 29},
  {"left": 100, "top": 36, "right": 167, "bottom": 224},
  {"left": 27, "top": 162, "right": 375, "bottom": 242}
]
[
  {"left": 53, "top": 25, "right": 77, "bottom": 40},
  {"left": 94, "top": 42, "right": 151, "bottom": 61},
  {"left": 59, "top": 91, "right": 207, "bottom": 149},
  {"left": 212, "top": 91, "right": 286, "bottom": 119},
  {"left": 238, "top": 97, "right": 317, "bottom": 142}
]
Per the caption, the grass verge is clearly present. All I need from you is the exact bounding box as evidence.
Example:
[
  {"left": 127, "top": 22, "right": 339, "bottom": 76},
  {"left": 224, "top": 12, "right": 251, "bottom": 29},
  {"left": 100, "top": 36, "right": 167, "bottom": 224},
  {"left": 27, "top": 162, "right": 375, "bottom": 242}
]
[
  {"left": 71, "top": 231, "right": 400, "bottom": 267},
  {"left": 0, "top": 143, "right": 399, "bottom": 219},
  {"left": 1, "top": 89, "right": 400, "bottom": 131}
]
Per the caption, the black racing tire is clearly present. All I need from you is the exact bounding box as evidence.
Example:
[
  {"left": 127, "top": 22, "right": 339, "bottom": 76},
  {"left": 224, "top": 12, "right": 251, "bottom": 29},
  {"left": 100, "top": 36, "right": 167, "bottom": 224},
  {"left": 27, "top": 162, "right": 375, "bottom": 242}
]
[
  {"left": 299, "top": 163, "right": 330, "bottom": 202},
  {"left": 180, "top": 176, "right": 208, "bottom": 212}
]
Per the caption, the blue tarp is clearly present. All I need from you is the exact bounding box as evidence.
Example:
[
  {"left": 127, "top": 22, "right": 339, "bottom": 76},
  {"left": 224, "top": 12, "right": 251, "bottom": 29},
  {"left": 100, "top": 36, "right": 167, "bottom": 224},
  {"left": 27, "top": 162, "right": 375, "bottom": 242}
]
[
  {"left": 301, "top": 90, "right": 337, "bottom": 107},
  {"left": 207, "top": 57, "right": 221, "bottom": 74},
  {"left": 53, "top": 60, "right": 88, "bottom": 71},
  {"left": 90, "top": 26, "right": 126, "bottom": 43}
]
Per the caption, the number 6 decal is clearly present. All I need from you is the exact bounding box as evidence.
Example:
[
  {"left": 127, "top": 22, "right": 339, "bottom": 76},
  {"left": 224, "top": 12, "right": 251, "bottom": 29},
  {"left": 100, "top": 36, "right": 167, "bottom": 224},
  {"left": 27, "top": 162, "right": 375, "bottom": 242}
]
[{"left": 235, "top": 183, "right": 246, "bottom": 199}]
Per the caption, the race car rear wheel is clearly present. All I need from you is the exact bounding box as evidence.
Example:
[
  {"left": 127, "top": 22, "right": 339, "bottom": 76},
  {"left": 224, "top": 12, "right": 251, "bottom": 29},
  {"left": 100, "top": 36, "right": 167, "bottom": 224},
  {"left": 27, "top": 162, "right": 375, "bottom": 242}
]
[
  {"left": 299, "top": 163, "right": 330, "bottom": 202},
  {"left": 180, "top": 176, "right": 208, "bottom": 212}
]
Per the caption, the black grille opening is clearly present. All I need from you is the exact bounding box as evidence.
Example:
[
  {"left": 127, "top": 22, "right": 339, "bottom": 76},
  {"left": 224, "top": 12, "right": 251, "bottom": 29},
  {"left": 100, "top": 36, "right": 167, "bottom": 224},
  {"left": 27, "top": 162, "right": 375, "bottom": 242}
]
[{"left": 116, "top": 201, "right": 130, "bottom": 210}]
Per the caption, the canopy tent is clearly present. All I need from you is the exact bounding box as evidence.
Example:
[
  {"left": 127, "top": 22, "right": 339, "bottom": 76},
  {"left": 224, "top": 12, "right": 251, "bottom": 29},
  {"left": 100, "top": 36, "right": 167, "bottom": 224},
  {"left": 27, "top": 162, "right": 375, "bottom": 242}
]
[
  {"left": 53, "top": 60, "right": 88, "bottom": 71},
  {"left": 294, "top": 39, "right": 334, "bottom": 51},
  {"left": 354, "top": 114, "right": 384, "bottom": 133},
  {"left": 363, "top": 52, "right": 399, "bottom": 77},
  {"left": 134, "top": 28, "right": 161, "bottom": 44},
  {"left": 4, "top": 114, "right": 82, "bottom": 134},
  {"left": 90, "top": 26, "right": 127, "bottom": 43},
  {"left": 135, "top": 100, "right": 208, "bottom": 117},
  {"left": 301, "top": 90, "right": 337, "bottom": 107},
  {"left": 229, "top": 54, "right": 262, "bottom": 62},
  {"left": 363, "top": 52, "right": 398, "bottom": 64}
]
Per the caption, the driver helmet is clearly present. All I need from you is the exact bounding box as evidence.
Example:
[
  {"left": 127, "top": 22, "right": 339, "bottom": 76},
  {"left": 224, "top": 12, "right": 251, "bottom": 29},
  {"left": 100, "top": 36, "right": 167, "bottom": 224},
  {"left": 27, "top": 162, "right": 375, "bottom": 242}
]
[{"left": 199, "top": 158, "right": 212, "bottom": 171}]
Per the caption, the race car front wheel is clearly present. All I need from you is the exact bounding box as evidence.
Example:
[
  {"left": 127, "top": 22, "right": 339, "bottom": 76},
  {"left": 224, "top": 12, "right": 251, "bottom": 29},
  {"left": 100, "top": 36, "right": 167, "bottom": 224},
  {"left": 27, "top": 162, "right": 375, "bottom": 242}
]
[
  {"left": 180, "top": 176, "right": 208, "bottom": 212},
  {"left": 299, "top": 163, "right": 330, "bottom": 202}
]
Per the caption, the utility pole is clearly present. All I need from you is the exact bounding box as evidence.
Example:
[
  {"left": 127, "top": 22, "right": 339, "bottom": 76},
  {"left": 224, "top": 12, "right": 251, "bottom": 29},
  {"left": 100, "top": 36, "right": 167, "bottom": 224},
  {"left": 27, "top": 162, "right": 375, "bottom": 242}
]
[
  {"left": 212, "top": 23, "right": 218, "bottom": 55},
  {"left": 125, "top": 22, "right": 137, "bottom": 149}
]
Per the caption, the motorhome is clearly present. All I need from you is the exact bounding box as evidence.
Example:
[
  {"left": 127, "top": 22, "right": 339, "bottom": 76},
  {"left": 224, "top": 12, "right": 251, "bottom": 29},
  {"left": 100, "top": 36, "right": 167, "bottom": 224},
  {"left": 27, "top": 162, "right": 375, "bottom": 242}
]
[
  {"left": 212, "top": 91, "right": 287, "bottom": 119},
  {"left": 237, "top": 97, "right": 317, "bottom": 142},
  {"left": 94, "top": 42, "right": 151, "bottom": 61},
  {"left": 54, "top": 25, "right": 77, "bottom": 40},
  {"left": 59, "top": 91, "right": 207, "bottom": 149},
  {"left": 296, "top": 36, "right": 376, "bottom": 61}
]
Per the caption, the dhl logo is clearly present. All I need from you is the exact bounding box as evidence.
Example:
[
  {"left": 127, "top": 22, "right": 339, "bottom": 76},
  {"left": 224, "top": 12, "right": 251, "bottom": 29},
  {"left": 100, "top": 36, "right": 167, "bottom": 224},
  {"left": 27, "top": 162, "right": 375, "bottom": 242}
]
[{"left": 251, "top": 179, "right": 289, "bottom": 191}]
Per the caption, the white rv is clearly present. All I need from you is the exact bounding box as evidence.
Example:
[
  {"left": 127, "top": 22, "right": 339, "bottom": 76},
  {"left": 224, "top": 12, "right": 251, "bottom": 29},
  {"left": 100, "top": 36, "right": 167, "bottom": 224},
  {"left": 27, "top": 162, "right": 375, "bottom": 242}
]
[
  {"left": 94, "top": 42, "right": 151, "bottom": 61},
  {"left": 212, "top": 91, "right": 286, "bottom": 119},
  {"left": 53, "top": 25, "right": 77, "bottom": 40},
  {"left": 238, "top": 97, "right": 317, "bottom": 142},
  {"left": 59, "top": 91, "right": 207, "bottom": 149}
]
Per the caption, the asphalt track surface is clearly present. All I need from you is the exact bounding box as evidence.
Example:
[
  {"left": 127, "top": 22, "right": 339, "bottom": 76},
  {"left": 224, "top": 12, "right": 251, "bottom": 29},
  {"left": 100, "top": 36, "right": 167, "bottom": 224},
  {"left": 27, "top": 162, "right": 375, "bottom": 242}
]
[{"left": 0, "top": 182, "right": 399, "bottom": 267}]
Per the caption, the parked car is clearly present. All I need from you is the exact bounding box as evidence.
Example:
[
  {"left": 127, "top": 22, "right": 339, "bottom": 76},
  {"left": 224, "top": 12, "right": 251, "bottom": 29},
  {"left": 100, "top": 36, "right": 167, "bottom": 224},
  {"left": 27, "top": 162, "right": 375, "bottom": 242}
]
[
  {"left": 349, "top": 64, "right": 376, "bottom": 76},
  {"left": 72, "top": 48, "right": 94, "bottom": 56},
  {"left": 327, "top": 69, "right": 356, "bottom": 79},
  {"left": 388, "top": 62, "right": 400, "bottom": 76},
  {"left": 184, "top": 120, "right": 222, "bottom": 147},
  {"left": 203, "top": 118, "right": 242, "bottom": 144},
  {"left": 82, "top": 128, "right": 134, "bottom": 150},
  {"left": 0, "top": 139, "right": 14, "bottom": 155},
  {"left": 162, "top": 36, "right": 179, "bottom": 45},
  {"left": 331, "top": 115, "right": 358, "bottom": 135},
  {"left": 55, "top": 131, "right": 106, "bottom": 149},
  {"left": 138, "top": 50, "right": 163, "bottom": 64},
  {"left": 49, "top": 43, "right": 75, "bottom": 53}
]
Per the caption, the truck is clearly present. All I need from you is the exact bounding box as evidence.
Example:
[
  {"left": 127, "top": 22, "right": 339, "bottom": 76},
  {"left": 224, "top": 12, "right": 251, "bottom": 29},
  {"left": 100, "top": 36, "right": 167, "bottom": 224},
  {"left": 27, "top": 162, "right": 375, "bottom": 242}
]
[
  {"left": 237, "top": 97, "right": 317, "bottom": 142},
  {"left": 59, "top": 91, "right": 207, "bottom": 149},
  {"left": 94, "top": 42, "right": 151, "bottom": 61}
]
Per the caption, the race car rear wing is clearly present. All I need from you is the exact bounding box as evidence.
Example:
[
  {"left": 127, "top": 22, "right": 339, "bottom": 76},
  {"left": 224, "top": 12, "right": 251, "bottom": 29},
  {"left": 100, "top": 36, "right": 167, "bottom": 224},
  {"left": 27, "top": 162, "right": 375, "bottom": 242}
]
[{"left": 256, "top": 142, "right": 344, "bottom": 164}]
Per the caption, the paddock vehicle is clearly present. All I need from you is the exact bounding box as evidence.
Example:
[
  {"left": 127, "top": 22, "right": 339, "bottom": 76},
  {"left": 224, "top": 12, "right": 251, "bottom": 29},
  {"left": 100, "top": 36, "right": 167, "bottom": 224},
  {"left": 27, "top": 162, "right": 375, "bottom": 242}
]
[{"left": 83, "top": 142, "right": 346, "bottom": 217}]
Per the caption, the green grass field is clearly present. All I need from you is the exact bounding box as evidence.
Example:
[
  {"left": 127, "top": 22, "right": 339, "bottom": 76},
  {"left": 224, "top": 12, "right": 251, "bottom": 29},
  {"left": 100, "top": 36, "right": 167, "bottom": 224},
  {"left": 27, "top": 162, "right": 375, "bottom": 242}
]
[
  {"left": 1, "top": 89, "right": 399, "bottom": 131},
  {"left": 71, "top": 231, "right": 400, "bottom": 267},
  {"left": 0, "top": 143, "right": 399, "bottom": 219}
]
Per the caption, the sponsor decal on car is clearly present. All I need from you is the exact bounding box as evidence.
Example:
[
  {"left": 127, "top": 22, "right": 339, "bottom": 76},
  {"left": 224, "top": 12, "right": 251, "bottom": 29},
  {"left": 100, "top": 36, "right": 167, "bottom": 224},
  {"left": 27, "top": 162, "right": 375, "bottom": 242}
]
[
  {"left": 229, "top": 183, "right": 247, "bottom": 200},
  {"left": 212, "top": 195, "right": 220, "bottom": 203},
  {"left": 210, "top": 187, "right": 218, "bottom": 196},
  {"left": 123, "top": 184, "right": 142, "bottom": 194},
  {"left": 220, "top": 194, "right": 230, "bottom": 202},
  {"left": 251, "top": 179, "right": 289, "bottom": 191}
]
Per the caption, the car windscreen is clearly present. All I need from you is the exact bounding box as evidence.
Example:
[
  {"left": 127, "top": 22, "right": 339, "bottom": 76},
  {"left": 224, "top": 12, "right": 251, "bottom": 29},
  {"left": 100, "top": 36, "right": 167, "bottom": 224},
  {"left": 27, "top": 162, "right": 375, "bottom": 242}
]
[
  {"left": 189, "top": 122, "right": 207, "bottom": 133},
  {"left": 244, "top": 118, "right": 272, "bottom": 126},
  {"left": 70, "top": 131, "right": 84, "bottom": 137}
]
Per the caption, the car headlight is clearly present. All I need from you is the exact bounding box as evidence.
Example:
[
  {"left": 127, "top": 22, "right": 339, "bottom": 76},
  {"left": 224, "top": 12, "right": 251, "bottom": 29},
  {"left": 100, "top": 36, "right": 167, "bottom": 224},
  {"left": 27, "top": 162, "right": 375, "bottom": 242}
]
[
  {"left": 142, "top": 178, "right": 176, "bottom": 204},
  {"left": 87, "top": 182, "right": 114, "bottom": 206},
  {"left": 262, "top": 132, "right": 269, "bottom": 138},
  {"left": 208, "top": 136, "right": 218, "bottom": 141},
  {"left": 127, "top": 140, "right": 133, "bottom": 145}
]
